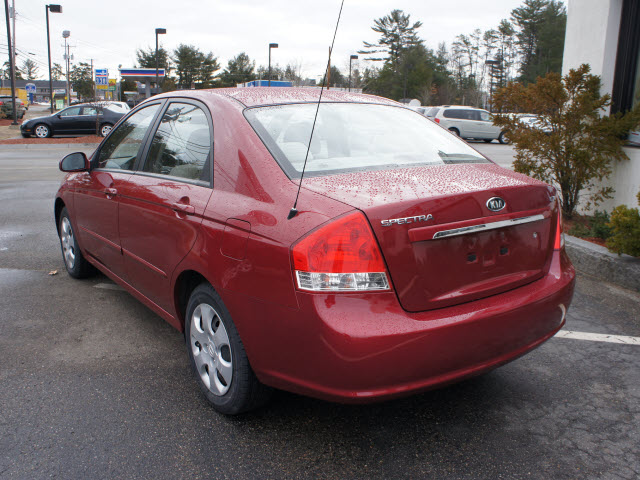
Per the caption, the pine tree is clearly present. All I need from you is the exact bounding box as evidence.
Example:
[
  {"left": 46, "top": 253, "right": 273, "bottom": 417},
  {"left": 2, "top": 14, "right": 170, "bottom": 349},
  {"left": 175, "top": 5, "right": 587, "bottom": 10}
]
[
  {"left": 359, "top": 9, "right": 423, "bottom": 73},
  {"left": 219, "top": 52, "right": 255, "bottom": 87}
]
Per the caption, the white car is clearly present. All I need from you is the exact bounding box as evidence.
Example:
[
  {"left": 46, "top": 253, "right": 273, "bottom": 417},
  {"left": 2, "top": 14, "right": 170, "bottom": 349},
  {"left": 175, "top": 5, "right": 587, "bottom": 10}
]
[
  {"left": 102, "top": 101, "right": 131, "bottom": 114},
  {"left": 426, "top": 106, "right": 509, "bottom": 144}
]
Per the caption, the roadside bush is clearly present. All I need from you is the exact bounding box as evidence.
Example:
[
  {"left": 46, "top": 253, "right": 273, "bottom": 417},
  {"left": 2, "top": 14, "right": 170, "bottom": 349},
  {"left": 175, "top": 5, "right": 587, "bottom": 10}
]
[
  {"left": 493, "top": 64, "right": 640, "bottom": 218},
  {"left": 606, "top": 192, "right": 640, "bottom": 257},
  {"left": 567, "top": 210, "right": 612, "bottom": 240}
]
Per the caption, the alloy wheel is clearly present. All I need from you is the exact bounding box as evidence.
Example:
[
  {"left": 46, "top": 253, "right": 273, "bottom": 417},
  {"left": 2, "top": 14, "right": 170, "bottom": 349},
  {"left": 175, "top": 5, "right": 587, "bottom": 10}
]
[
  {"left": 190, "top": 303, "right": 233, "bottom": 395},
  {"left": 60, "top": 217, "right": 76, "bottom": 269},
  {"left": 35, "top": 125, "right": 49, "bottom": 138},
  {"left": 101, "top": 124, "right": 112, "bottom": 137}
]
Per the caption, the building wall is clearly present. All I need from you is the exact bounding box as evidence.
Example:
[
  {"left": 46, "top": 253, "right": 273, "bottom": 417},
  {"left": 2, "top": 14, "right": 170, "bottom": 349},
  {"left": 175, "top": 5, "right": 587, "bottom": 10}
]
[{"left": 563, "top": 0, "right": 639, "bottom": 212}]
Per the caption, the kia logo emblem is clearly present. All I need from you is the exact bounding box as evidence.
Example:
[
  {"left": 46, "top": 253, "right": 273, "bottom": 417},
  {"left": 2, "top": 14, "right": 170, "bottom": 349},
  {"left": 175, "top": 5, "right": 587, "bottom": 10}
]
[{"left": 486, "top": 197, "right": 506, "bottom": 212}]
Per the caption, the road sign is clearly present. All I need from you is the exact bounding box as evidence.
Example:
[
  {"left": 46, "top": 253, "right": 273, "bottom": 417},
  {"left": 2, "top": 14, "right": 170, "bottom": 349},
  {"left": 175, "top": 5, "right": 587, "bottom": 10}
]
[
  {"left": 95, "top": 76, "right": 108, "bottom": 86},
  {"left": 95, "top": 69, "right": 108, "bottom": 76},
  {"left": 25, "top": 83, "right": 36, "bottom": 93}
]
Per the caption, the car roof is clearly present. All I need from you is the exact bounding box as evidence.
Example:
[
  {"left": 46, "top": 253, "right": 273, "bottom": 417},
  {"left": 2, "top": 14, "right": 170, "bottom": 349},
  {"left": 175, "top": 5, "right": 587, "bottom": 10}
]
[{"left": 151, "top": 87, "right": 401, "bottom": 108}]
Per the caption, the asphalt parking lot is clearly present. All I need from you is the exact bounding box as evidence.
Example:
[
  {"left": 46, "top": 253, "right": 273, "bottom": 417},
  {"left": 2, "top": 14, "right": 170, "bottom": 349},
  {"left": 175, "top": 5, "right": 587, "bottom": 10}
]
[{"left": 1, "top": 145, "right": 639, "bottom": 479}]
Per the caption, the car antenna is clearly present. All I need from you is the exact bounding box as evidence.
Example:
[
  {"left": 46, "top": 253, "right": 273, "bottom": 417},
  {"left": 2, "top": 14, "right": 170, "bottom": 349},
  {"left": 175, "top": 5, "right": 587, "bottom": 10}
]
[{"left": 287, "top": 0, "right": 345, "bottom": 220}]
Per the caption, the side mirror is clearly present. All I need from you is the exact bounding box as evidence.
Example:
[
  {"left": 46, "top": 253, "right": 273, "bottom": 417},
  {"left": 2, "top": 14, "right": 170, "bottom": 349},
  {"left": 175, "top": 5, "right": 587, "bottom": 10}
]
[
  {"left": 59, "top": 152, "right": 90, "bottom": 172},
  {"left": 56, "top": 114, "right": 62, "bottom": 118}
]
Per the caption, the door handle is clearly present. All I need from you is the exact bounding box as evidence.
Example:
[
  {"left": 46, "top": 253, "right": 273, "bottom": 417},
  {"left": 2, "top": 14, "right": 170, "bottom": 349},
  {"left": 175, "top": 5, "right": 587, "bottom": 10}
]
[
  {"left": 104, "top": 187, "right": 117, "bottom": 198},
  {"left": 172, "top": 202, "right": 195, "bottom": 215}
]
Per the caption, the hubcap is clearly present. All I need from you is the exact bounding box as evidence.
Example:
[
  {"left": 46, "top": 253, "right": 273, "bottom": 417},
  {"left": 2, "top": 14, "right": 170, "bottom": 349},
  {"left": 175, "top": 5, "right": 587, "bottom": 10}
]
[
  {"left": 60, "top": 217, "right": 75, "bottom": 269},
  {"left": 35, "top": 125, "right": 48, "bottom": 138},
  {"left": 190, "top": 303, "right": 233, "bottom": 396},
  {"left": 101, "top": 125, "right": 112, "bottom": 136}
]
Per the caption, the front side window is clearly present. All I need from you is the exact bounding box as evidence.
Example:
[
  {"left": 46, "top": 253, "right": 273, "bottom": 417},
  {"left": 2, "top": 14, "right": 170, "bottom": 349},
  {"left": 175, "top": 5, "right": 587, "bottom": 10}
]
[
  {"left": 142, "top": 103, "right": 211, "bottom": 183},
  {"left": 96, "top": 104, "right": 160, "bottom": 170},
  {"left": 59, "top": 107, "right": 81, "bottom": 117},
  {"left": 245, "top": 103, "right": 489, "bottom": 179}
]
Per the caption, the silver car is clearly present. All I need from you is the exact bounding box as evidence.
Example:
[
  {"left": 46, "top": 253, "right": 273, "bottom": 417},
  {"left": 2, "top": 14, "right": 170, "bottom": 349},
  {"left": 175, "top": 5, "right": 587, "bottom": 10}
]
[{"left": 426, "top": 106, "right": 509, "bottom": 144}]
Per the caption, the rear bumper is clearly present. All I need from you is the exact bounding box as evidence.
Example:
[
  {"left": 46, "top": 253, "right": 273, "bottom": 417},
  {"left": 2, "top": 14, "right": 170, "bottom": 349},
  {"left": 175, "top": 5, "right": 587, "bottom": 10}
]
[{"left": 228, "top": 249, "right": 575, "bottom": 403}]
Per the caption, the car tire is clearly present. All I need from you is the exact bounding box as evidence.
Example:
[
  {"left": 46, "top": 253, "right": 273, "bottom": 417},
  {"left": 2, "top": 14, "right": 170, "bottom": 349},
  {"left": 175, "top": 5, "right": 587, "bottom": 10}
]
[
  {"left": 498, "top": 132, "right": 510, "bottom": 144},
  {"left": 185, "top": 283, "right": 272, "bottom": 415},
  {"left": 58, "top": 207, "right": 95, "bottom": 279},
  {"left": 483, "top": 139, "right": 493, "bottom": 143},
  {"left": 100, "top": 123, "right": 113, "bottom": 137},
  {"left": 34, "top": 124, "right": 51, "bottom": 138},
  {"left": 449, "top": 128, "right": 460, "bottom": 137}
]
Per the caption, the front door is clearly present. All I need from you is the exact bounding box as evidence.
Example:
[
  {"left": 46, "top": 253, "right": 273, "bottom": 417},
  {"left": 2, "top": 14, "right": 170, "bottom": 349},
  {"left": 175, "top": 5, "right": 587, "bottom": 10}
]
[
  {"left": 118, "top": 101, "right": 213, "bottom": 313},
  {"left": 55, "top": 106, "right": 83, "bottom": 134},
  {"left": 74, "top": 103, "right": 162, "bottom": 280}
]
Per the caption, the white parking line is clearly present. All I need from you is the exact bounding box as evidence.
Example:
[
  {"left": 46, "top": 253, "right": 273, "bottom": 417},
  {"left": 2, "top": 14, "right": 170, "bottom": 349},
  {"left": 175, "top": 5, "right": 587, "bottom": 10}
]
[{"left": 555, "top": 330, "right": 640, "bottom": 345}]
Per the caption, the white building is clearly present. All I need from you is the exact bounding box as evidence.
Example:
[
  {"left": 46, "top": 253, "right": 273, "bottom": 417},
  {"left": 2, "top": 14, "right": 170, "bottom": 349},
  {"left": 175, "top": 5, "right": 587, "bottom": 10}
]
[{"left": 562, "top": 0, "right": 640, "bottom": 211}]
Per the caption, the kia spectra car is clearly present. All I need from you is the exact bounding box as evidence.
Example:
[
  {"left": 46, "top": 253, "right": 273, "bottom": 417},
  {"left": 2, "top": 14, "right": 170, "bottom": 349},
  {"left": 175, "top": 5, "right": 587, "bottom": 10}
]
[{"left": 55, "top": 88, "right": 575, "bottom": 415}]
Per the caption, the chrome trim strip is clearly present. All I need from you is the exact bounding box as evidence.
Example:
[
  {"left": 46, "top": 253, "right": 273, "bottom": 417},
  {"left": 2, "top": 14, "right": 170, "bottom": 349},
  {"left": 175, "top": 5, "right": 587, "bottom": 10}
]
[{"left": 432, "top": 214, "right": 546, "bottom": 240}]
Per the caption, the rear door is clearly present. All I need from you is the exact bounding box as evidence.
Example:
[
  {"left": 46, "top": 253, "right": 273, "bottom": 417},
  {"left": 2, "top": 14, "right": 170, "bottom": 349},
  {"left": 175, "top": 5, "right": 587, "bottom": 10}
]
[
  {"left": 117, "top": 100, "right": 213, "bottom": 313},
  {"left": 78, "top": 106, "right": 99, "bottom": 134}
]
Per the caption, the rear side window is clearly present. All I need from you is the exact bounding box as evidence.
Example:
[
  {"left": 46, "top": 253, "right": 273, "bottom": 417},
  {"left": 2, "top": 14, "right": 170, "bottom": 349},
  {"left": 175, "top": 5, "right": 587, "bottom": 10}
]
[
  {"left": 142, "top": 103, "right": 211, "bottom": 183},
  {"left": 245, "top": 103, "right": 489, "bottom": 179},
  {"left": 426, "top": 107, "right": 439, "bottom": 117},
  {"left": 97, "top": 104, "right": 160, "bottom": 170},
  {"left": 444, "top": 109, "right": 477, "bottom": 120}
]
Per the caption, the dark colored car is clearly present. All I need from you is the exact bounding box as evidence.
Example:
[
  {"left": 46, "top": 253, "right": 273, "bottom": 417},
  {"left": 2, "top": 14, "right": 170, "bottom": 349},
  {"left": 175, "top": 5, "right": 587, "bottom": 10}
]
[
  {"left": 0, "top": 95, "right": 26, "bottom": 119},
  {"left": 21, "top": 103, "right": 125, "bottom": 138},
  {"left": 54, "top": 88, "right": 576, "bottom": 415}
]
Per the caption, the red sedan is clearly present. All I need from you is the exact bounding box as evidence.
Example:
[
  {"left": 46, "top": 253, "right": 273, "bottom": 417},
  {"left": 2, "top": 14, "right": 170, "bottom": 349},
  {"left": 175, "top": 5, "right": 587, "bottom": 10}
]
[{"left": 55, "top": 88, "right": 575, "bottom": 414}]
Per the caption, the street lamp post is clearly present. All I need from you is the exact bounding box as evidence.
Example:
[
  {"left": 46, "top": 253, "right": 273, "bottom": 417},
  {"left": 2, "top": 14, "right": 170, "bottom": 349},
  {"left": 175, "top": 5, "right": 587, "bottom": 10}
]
[
  {"left": 62, "top": 30, "right": 71, "bottom": 107},
  {"left": 268, "top": 43, "right": 278, "bottom": 87},
  {"left": 155, "top": 28, "right": 166, "bottom": 94},
  {"left": 3, "top": 0, "right": 17, "bottom": 124},
  {"left": 45, "top": 4, "right": 62, "bottom": 113},
  {"left": 348, "top": 54, "right": 358, "bottom": 92}
]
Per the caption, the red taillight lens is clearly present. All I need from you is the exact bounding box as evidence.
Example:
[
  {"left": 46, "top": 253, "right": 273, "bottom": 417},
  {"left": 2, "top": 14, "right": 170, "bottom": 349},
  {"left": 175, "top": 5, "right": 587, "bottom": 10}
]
[
  {"left": 554, "top": 201, "right": 564, "bottom": 250},
  {"left": 292, "top": 212, "right": 390, "bottom": 291},
  {"left": 434, "top": 117, "right": 440, "bottom": 123}
]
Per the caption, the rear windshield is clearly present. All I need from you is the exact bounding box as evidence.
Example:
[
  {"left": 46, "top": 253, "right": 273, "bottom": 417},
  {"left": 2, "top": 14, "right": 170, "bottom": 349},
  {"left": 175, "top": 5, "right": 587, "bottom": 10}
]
[{"left": 244, "top": 103, "right": 489, "bottom": 178}]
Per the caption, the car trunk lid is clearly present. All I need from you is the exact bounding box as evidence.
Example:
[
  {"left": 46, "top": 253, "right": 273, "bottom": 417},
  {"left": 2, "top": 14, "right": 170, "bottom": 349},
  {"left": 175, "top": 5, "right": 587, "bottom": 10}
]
[{"left": 301, "top": 163, "right": 558, "bottom": 312}]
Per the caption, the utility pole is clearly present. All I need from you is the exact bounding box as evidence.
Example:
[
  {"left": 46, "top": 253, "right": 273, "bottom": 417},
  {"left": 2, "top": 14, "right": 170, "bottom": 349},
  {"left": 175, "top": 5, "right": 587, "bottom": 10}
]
[
  {"left": 91, "top": 58, "right": 96, "bottom": 100},
  {"left": 4, "top": 0, "right": 18, "bottom": 124},
  {"left": 10, "top": 0, "right": 15, "bottom": 81},
  {"left": 62, "top": 30, "right": 71, "bottom": 106}
]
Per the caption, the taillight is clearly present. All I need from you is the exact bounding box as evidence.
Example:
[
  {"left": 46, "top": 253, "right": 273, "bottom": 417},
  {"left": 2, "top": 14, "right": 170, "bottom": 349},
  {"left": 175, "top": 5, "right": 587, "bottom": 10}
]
[
  {"left": 554, "top": 200, "right": 564, "bottom": 250},
  {"left": 291, "top": 211, "right": 390, "bottom": 292},
  {"left": 434, "top": 117, "right": 440, "bottom": 123}
]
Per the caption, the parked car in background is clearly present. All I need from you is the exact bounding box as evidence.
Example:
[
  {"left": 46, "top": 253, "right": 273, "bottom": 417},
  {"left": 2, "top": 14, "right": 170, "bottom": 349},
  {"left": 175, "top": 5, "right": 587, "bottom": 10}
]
[
  {"left": 55, "top": 88, "right": 575, "bottom": 414},
  {"left": 0, "top": 95, "right": 26, "bottom": 119},
  {"left": 428, "top": 105, "right": 510, "bottom": 144},
  {"left": 103, "top": 101, "right": 131, "bottom": 114},
  {"left": 20, "top": 103, "right": 126, "bottom": 138}
]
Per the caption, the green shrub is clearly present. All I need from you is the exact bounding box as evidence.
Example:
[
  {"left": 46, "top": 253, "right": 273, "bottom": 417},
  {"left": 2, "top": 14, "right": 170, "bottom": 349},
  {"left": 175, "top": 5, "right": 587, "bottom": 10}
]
[
  {"left": 568, "top": 222, "right": 591, "bottom": 238},
  {"left": 606, "top": 201, "right": 640, "bottom": 257},
  {"left": 591, "top": 210, "right": 613, "bottom": 239}
]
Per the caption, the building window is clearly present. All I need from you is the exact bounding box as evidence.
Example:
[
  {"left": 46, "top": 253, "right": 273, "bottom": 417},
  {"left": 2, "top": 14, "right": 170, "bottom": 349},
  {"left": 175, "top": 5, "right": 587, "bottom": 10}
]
[{"left": 612, "top": 0, "right": 640, "bottom": 113}]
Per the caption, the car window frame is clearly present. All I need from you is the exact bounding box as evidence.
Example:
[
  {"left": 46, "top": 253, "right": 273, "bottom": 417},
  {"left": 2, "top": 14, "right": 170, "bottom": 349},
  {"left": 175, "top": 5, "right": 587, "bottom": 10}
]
[
  {"left": 58, "top": 106, "right": 82, "bottom": 117},
  {"left": 91, "top": 99, "right": 167, "bottom": 173},
  {"left": 134, "top": 97, "right": 214, "bottom": 189}
]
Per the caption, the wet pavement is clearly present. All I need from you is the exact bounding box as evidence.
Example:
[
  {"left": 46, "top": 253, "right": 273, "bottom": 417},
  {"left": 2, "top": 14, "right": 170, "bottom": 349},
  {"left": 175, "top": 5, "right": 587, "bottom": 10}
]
[{"left": 0, "top": 145, "right": 639, "bottom": 479}]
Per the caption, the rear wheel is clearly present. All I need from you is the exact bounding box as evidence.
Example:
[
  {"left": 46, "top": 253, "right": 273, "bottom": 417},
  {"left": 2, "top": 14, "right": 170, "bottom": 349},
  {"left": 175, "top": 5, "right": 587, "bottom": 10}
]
[
  {"left": 498, "top": 131, "right": 510, "bottom": 144},
  {"left": 58, "top": 207, "right": 95, "bottom": 278},
  {"left": 34, "top": 124, "right": 51, "bottom": 138},
  {"left": 186, "top": 283, "right": 271, "bottom": 415},
  {"left": 100, "top": 123, "right": 113, "bottom": 137},
  {"left": 449, "top": 128, "right": 460, "bottom": 137}
]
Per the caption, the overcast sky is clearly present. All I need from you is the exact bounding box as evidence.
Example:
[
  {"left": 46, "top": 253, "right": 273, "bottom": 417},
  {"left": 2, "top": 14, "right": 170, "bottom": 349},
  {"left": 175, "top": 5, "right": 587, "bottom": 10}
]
[{"left": 9, "top": 0, "right": 553, "bottom": 82}]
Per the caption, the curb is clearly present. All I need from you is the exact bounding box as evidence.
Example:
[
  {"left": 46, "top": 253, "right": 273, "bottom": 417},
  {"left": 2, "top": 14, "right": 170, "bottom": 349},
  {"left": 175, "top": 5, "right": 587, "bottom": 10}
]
[
  {"left": 0, "top": 143, "right": 98, "bottom": 150},
  {"left": 565, "top": 235, "right": 640, "bottom": 292}
]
